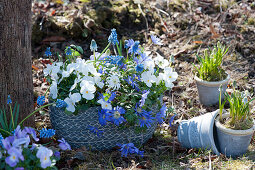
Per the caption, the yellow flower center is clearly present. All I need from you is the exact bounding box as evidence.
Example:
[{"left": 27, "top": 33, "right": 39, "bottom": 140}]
[
  {"left": 13, "top": 156, "right": 16, "bottom": 160},
  {"left": 169, "top": 76, "right": 172, "bottom": 78},
  {"left": 142, "top": 117, "right": 146, "bottom": 120},
  {"left": 44, "top": 156, "right": 47, "bottom": 161},
  {"left": 105, "top": 104, "right": 108, "bottom": 107},
  {"left": 147, "top": 80, "right": 150, "bottom": 82},
  {"left": 86, "top": 91, "right": 89, "bottom": 94},
  {"left": 137, "top": 108, "right": 142, "bottom": 113}
]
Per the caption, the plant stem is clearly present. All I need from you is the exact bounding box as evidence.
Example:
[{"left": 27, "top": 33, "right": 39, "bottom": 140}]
[
  {"left": 9, "top": 104, "right": 15, "bottom": 129},
  {"left": 18, "top": 103, "right": 54, "bottom": 126},
  {"left": 98, "top": 42, "right": 111, "bottom": 61}
]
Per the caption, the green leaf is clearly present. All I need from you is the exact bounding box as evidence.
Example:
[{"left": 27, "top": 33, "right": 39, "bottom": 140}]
[{"left": 14, "top": 104, "right": 20, "bottom": 128}]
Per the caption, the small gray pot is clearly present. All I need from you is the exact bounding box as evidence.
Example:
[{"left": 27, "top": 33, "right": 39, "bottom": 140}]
[
  {"left": 215, "top": 114, "right": 255, "bottom": 157},
  {"left": 195, "top": 73, "right": 230, "bottom": 106},
  {"left": 49, "top": 106, "right": 157, "bottom": 150},
  {"left": 177, "top": 110, "right": 220, "bottom": 155}
]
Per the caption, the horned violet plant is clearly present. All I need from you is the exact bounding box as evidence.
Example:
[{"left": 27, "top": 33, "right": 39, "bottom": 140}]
[{"left": 43, "top": 29, "right": 178, "bottom": 131}]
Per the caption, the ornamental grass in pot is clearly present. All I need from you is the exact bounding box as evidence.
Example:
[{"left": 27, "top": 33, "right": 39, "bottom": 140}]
[
  {"left": 194, "top": 42, "right": 230, "bottom": 106},
  {"left": 216, "top": 84, "right": 255, "bottom": 157},
  {"left": 43, "top": 30, "right": 178, "bottom": 150}
]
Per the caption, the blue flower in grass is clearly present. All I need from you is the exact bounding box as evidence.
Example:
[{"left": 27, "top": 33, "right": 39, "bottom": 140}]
[
  {"left": 39, "top": 128, "right": 55, "bottom": 138},
  {"left": 37, "top": 96, "right": 45, "bottom": 106},
  {"left": 88, "top": 125, "right": 103, "bottom": 137},
  {"left": 117, "top": 143, "right": 144, "bottom": 157},
  {"left": 124, "top": 39, "right": 134, "bottom": 49},
  {"left": 44, "top": 47, "right": 52, "bottom": 56},
  {"left": 151, "top": 35, "right": 163, "bottom": 45}
]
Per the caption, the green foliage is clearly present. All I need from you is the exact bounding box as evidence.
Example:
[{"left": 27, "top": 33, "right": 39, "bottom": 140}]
[
  {"left": 0, "top": 103, "right": 19, "bottom": 137},
  {"left": 219, "top": 82, "right": 255, "bottom": 130},
  {"left": 194, "top": 42, "right": 229, "bottom": 81}
]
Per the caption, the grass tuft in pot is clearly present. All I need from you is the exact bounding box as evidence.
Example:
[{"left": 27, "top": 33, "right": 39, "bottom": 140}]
[
  {"left": 194, "top": 42, "right": 229, "bottom": 82},
  {"left": 219, "top": 82, "right": 255, "bottom": 130}
]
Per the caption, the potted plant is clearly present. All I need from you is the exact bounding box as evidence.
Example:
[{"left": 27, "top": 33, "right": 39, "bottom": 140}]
[
  {"left": 215, "top": 84, "right": 255, "bottom": 157},
  {"left": 43, "top": 30, "right": 178, "bottom": 150},
  {"left": 194, "top": 42, "right": 230, "bottom": 106}
]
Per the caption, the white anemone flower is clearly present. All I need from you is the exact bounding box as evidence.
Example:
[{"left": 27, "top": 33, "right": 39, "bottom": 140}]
[
  {"left": 162, "top": 67, "right": 178, "bottom": 88},
  {"left": 141, "top": 71, "right": 157, "bottom": 87},
  {"left": 97, "top": 99, "right": 112, "bottom": 110},
  {"left": 64, "top": 93, "right": 81, "bottom": 112},
  {"left": 107, "top": 75, "right": 121, "bottom": 90},
  {"left": 154, "top": 53, "right": 169, "bottom": 69},
  {"left": 50, "top": 81, "right": 58, "bottom": 99},
  {"left": 80, "top": 80, "right": 96, "bottom": 100}
]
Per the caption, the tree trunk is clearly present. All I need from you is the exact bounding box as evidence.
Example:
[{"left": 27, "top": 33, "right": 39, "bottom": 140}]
[{"left": 0, "top": 0, "right": 34, "bottom": 127}]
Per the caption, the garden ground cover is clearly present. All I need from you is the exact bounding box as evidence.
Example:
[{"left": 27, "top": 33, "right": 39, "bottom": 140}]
[{"left": 31, "top": 0, "right": 255, "bottom": 169}]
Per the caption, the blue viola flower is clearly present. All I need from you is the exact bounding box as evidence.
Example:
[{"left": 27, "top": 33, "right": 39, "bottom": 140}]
[
  {"left": 39, "top": 128, "right": 55, "bottom": 138},
  {"left": 88, "top": 125, "right": 103, "bottom": 137},
  {"left": 139, "top": 90, "right": 150, "bottom": 107},
  {"left": 54, "top": 151, "right": 61, "bottom": 159},
  {"left": 136, "top": 63, "right": 144, "bottom": 72},
  {"left": 169, "top": 115, "right": 176, "bottom": 127},
  {"left": 90, "top": 39, "right": 98, "bottom": 51},
  {"left": 129, "top": 41, "right": 140, "bottom": 54},
  {"left": 108, "top": 28, "right": 119, "bottom": 45},
  {"left": 45, "top": 47, "right": 52, "bottom": 56},
  {"left": 58, "top": 138, "right": 71, "bottom": 150},
  {"left": 151, "top": 35, "right": 163, "bottom": 45},
  {"left": 37, "top": 96, "right": 45, "bottom": 106},
  {"left": 0, "top": 133, "right": 3, "bottom": 147},
  {"left": 124, "top": 39, "right": 134, "bottom": 49},
  {"left": 66, "top": 47, "right": 72, "bottom": 55},
  {"left": 138, "top": 111, "right": 154, "bottom": 128},
  {"left": 109, "top": 106, "right": 126, "bottom": 126},
  {"left": 56, "top": 99, "right": 67, "bottom": 108},
  {"left": 116, "top": 143, "right": 144, "bottom": 157},
  {"left": 7, "top": 95, "right": 12, "bottom": 104}
]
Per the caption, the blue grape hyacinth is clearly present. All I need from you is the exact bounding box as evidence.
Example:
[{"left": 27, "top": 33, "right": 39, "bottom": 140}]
[
  {"left": 39, "top": 128, "right": 55, "bottom": 138},
  {"left": 108, "top": 28, "right": 119, "bottom": 45},
  {"left": 117, "top": 143, "right": 144, "bottom": 157},
  {"left": 7, "top": 95, "right": 12, "bottom": 104},
  {"left": 37, "top": 96, "right": 45, "bottom": 106},
  {"left": 56, "top": 99, "right": 66, "bottom": 108}
]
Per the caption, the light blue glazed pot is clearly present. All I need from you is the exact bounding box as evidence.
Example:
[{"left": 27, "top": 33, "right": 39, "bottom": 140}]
[
  {"left": 177, "top": 110, "right": 220, "bottom": 155},
  {"left": 195, "top": 74, "right": 230, "bottom": 106},
  {"left": 215, "top": 113, "right": 255, "bottom": 157}
]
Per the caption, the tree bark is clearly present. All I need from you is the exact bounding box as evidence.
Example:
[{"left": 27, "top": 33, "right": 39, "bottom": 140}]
[{"left": 0, "top": 0, "right": 34, "bottom": 127}]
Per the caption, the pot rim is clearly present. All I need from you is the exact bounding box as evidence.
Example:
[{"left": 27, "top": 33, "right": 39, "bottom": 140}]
[
  {"left": 194, "top": 72, "right": 230, "bottom": 87},
  {"left": 215, "top": 111, "right": 255, "bottom": 136}
]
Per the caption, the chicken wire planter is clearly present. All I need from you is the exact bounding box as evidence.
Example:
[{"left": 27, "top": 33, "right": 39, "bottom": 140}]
[
  {"left": 49, "top": 106, "right": 157, "bottom": 150},
  {"left": 195, "top": 73, "right": 230, "bottom": 106}
]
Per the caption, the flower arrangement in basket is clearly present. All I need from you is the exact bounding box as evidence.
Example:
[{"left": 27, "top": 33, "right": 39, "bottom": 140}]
[{"left": 43, "top": 29, "right": 178, "bottom": 144}]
